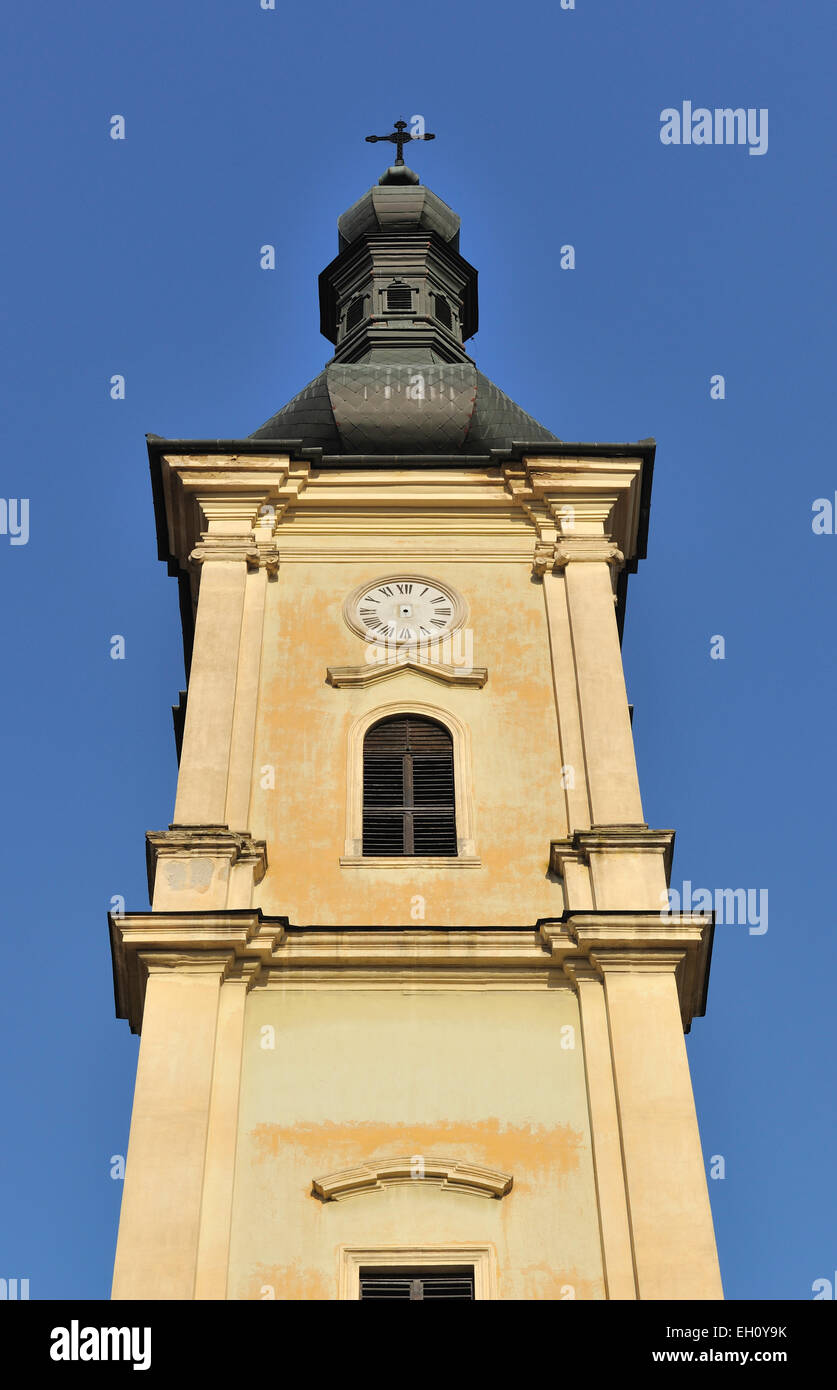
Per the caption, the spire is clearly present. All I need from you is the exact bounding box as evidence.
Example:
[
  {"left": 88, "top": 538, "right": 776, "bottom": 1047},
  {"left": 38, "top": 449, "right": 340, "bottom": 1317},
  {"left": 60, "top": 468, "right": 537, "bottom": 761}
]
[{"left": 249, "top": 127, "right": 558, "bottom": 454}]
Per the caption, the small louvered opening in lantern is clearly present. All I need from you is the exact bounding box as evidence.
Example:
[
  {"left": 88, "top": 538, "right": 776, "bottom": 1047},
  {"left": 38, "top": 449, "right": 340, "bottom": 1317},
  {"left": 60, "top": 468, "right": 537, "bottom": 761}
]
[
  {"left": 386, "top": 282, "right": 413, "bottom": 311},
  {"left": 362, "top": 715, "right": 457, "bottom": 857},
  {"left": 433, "top": 294, "right": 452, "bottom": 329},
  {"left": 346, "top": 297, "right": 364, "bottom": 331}
]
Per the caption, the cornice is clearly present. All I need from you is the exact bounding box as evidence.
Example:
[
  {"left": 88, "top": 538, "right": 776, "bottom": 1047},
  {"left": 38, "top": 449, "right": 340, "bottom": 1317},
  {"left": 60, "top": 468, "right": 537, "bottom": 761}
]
[
  {"left": 148, "top": 437, "right": 654, "bottom": 665},
  {"left": 150, "top": 440, "right": 650, "bottom": 576},
  {"left": 109, "top": 908, "right": 712, "bottom": 1034},
  {"left": 109, "top": 910, "right": 283, "bottom": 1034},
  {"left": 558, "top": 911, "right": 713, "bottom": 1032}
]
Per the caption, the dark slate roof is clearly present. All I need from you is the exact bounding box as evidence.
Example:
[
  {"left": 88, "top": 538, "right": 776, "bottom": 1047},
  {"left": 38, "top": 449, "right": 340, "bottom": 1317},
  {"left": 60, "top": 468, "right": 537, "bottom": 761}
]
[
  {"left": 249, "top": 362, "right": 558, "bottom": 454},
  {"left": 252, "top": 369, "right": 341, "bottom": 451},
  {"left": 337, "top": 183, "right": 460, "bottom": 250}
]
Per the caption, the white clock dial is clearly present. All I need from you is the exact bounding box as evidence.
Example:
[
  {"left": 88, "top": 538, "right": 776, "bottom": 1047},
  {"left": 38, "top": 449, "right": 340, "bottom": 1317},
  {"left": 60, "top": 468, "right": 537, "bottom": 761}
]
[{"left": 346, "top": 576, "right": 463, "bottom": 644}]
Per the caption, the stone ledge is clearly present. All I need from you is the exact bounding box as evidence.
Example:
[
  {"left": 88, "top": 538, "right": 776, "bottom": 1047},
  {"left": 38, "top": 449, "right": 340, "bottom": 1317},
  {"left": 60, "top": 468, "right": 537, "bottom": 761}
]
[{"left": 109, "top": 910, "right": 711, "bottom": 1034}]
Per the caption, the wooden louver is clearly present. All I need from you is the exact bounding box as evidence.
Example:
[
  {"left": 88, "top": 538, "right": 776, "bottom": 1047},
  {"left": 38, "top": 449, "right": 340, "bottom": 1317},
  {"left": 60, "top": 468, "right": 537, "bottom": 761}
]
[
  {"left": 386, "top": 283, "right": 412, "bottom": 311},
  {"left": 345, "top": 296, "right": 364, "bottom": 331},
  {"left": 362, "top": 715, "right": 457, "bottom": 857},
  {"left": 359, "top": 1271, "right": 475, "bottom": 1300},
  {"left": 433, "top": 293, "right": 452, "bottom": 330}
]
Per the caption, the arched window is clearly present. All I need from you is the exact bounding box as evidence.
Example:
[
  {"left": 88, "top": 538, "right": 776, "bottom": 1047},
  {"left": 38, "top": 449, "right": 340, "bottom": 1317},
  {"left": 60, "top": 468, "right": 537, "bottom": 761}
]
[{"left": 362, "top": 715, "right": 457, "bottom": 857}]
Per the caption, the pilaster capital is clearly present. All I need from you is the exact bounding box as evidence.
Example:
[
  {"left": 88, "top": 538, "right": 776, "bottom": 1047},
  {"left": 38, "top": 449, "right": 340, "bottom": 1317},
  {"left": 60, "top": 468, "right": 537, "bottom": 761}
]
[
  {"left": 224, "top": 958, "right": 264, "bottom": 989},
  {"left": 587, "top": 948, "right": 688, "bottom": 975},
  {"left": 533, "top": 537, "right": 625, "bottom": 576},
  {"left": 140, "top": 950, "right": 237, "bottom": 980},
  {"left": 561, "top": 959, "right": 602, "bottom": 988},
  {"left": 189, "top": 538, "right": 261, "bottom": 567}
]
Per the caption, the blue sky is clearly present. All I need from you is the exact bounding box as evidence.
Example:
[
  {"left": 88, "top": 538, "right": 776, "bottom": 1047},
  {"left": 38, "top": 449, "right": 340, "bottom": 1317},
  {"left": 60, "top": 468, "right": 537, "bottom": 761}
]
[{"left": 1, "top": 0, "right": 834, "bottom": 1300}]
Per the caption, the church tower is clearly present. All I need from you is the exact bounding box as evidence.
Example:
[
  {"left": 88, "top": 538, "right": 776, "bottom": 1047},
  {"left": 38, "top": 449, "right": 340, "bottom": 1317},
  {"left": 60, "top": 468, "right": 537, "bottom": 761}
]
[{"left": 109, "top": 128, "right": 722, "bottom": 1301}]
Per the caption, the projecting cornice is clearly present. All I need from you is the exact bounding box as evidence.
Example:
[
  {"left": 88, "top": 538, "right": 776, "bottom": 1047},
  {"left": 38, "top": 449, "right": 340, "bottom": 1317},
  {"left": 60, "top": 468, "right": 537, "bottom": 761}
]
[
  {"left": 312, "top": 1157, "right": 513, "bottom": 1203},
  {"left": 147, "top": 436, "right": 654, "bottom": 659},
  {"left": 110, "top": 905, "right": 711, "bottom": 1034},
  {"left": 149, "top": 437, "right": 654, "bottom": 565}
]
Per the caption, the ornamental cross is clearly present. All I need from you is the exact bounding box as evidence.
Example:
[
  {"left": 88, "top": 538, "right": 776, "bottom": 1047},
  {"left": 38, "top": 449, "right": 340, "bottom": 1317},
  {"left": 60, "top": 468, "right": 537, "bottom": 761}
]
[{"left": 365, "top": 118, "right": 435, "bottom": 166}]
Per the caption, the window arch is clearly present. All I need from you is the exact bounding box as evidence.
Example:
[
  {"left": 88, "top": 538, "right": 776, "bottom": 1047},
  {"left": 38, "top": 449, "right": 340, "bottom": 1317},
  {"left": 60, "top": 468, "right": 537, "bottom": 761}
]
[
  {"left": 341, "top": 701, "right": 479, "bottom": 865},
  {"left": 362, "top": 715, "right": 456, "bottom": 857}
]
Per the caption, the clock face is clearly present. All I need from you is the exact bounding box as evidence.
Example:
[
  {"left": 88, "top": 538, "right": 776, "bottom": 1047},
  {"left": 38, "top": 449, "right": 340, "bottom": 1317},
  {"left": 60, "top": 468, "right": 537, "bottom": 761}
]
[{"left": 347, "top": 577, "right": 461, "bottom": 644}]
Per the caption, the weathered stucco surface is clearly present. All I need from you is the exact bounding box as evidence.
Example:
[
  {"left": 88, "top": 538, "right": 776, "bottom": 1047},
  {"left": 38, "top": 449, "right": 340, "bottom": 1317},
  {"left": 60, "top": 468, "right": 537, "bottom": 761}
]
[{"left": 228, "top": 988, "right": 603, "bottom": 1301}]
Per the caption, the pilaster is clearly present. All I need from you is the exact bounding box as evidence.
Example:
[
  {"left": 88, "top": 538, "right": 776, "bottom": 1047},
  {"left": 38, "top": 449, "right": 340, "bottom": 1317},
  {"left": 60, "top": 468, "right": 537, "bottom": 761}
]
[
  {"left": 173, "top": 491, "right": 275, "bottom": 829},
  {"left": 553, "top": 537, "right": 643, "bottom": 826},
  {"left": 111, "top": 953, "right": 232, "bottom": 1300},
  {"left": 563, "top": 961, "right": 636, "bottom": 1299},
  {"left": 194, "top": 959, "right": 263, "bottom": 1300},
  {"left": 590, "top": 947, "right": 723, "bottom": 1300}
]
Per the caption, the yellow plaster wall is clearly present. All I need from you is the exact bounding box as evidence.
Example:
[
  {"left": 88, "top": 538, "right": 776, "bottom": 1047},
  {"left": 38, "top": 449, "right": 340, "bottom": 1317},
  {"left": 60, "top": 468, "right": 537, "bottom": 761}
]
[
  {"left": 227, "top": 987, "right": 604, "bottom": 1301},
  {"left": 251, "top": 559, "right": 567, "bottom": 926}
]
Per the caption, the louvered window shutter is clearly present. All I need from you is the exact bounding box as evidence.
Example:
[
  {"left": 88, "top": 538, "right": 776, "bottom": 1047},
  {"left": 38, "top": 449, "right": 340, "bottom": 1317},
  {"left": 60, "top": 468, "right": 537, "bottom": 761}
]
[
  {"left": 386, "top": 282, "right": 412, "bottom": 311},
  {"left": 362, "top": 715, "right": 457, "bottom": 857},
  {"left": 359, "top": 1271, "right": 474, "bottom": 1300},
  {"left": 345, "top": 296, "right": 364, "bottom": 331},
  {"left": 433, "top": 293, "right": 452, "bottom": 329}
]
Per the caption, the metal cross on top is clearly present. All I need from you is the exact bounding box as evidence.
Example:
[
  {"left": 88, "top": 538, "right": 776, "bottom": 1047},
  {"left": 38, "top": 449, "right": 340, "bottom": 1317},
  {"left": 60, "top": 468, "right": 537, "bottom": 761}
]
[{"left": 365, "top": 118, "right": 435, "bottom": 166}]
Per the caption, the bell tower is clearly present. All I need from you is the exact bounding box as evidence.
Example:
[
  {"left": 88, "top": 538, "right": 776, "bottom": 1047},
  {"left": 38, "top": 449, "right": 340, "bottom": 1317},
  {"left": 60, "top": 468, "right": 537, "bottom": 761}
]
[{"left": 110, "top": 128, "right": 722, "bottom": 1301}]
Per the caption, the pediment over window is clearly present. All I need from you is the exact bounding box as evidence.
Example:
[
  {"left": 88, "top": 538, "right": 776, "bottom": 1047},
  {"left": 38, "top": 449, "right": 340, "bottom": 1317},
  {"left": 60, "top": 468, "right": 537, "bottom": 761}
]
[
  {"left": 326, "top": 660, "right": 487, "bottom": 689},
  {"left": 312, "top": 1156, "right": 513, "bottom": 1202}
]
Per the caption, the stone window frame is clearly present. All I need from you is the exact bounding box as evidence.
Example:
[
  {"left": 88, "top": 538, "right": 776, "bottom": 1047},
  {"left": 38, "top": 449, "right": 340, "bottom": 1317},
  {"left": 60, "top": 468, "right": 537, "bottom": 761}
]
[
  {"left": 340, "top": 700, "right": 479, "bottom": 866},
  {"left": 338, "top": 1244, "right": 497, "bottom": 1300}
]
